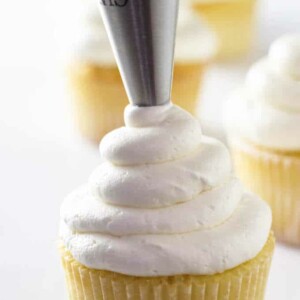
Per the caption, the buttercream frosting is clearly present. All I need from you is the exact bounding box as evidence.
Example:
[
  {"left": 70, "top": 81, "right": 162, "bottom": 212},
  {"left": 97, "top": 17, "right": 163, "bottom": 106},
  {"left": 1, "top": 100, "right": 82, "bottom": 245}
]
[
  {"left": 72, "top": 1, "right": 216, "bottom": 64},
  {"left": 225, "top": 34, "right": 300, "bottom": 150},
  {"left": 60, "top": 104, "right": 271, "bottom": 276}
]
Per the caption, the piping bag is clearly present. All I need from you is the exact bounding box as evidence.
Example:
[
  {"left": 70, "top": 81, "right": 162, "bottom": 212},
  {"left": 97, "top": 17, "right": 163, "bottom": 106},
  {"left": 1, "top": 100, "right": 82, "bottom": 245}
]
[{"left": 98, "top": 0, "right": 179, "bottom": 107}]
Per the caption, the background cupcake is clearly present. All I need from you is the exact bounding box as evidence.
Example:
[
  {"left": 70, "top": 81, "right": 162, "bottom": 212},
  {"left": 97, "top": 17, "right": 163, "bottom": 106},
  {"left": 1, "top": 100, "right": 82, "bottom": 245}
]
[
  {"left": 60, "top": 104, "right": 274, "bottom": 300},
  {"left": 191, "top": 0, "right": 257, "bottom": 59},
  {"left": 173, "top": 1, "right": 217, "bottom": 115},
  {"left": 67, "top": 0, "right": 126, "bottom": 143},
  {"left": 67, "top": 0, "right": 217, "bottom": 143},
  {"left": 224, "top": 34, "right": 300, "bottom": 246}
]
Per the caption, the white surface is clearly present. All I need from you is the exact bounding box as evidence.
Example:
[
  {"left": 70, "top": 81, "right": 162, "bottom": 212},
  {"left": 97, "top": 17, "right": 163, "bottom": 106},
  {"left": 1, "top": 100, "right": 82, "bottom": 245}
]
[{"left": 0, "top": 0, "right": 300, "bottom": 299}]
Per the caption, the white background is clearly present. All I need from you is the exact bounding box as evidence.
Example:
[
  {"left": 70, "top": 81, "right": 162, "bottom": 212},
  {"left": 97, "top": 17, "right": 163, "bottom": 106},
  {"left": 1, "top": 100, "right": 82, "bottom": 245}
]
[{"left": 0, "top": 0, "right": 300, "bottom": 299}]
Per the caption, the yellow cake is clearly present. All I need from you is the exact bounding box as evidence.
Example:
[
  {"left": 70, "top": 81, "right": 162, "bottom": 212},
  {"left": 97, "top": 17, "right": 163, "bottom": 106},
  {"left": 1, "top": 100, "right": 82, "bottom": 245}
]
[
  {"left": 225, "top": 34, "right": 300, "bottom": 245},
  {"left": 60, "top": 233, "right": 274, "bottom": 300},
  {"left": 192, "top": 0, "right": 257, "bottom": 59},
  {"left": 67, "top": 1, "right": 216, "bottom": 143}
]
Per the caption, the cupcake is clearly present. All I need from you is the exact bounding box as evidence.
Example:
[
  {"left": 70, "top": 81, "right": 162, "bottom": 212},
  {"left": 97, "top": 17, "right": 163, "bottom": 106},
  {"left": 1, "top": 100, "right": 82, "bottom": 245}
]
[
  {"left": 60, "top": 103, "right": 274, "bottom": 299},
  {"left": 67, "top": 1, "right": 127, "bottom": 143},
  {"left": 173, "top": 1, "right": 217, "bottom": 114},
  {"left": 68, "top": 1, "right": 216, "bottom": 143},
  {"left": 224, "top": 34, "right": 300, "bottom": 245},
  {"left": 191, "top": 0, "right": 257, "bottom": 59}
]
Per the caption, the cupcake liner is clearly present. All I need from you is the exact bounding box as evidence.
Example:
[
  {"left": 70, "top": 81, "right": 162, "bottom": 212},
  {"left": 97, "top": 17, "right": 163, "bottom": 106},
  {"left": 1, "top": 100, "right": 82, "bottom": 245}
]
[
  {"left": 60, "top": 233, "right": 274, "bottom": 300},
  {"left": 192, "top": 0, "right": 256, "bottom": 59},
  {"left": 231, "top": 139, "right": 300, "bottom": 246}
]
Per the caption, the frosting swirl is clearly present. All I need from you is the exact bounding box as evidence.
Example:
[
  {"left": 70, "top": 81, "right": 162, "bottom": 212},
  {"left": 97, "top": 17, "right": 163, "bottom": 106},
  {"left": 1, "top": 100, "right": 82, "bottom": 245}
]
[
  {"left": 61, "top": 104, "right": 271, "bottom": 276},
  {"left": 225, "top": 34, "right": 300, "bottom": 150}
]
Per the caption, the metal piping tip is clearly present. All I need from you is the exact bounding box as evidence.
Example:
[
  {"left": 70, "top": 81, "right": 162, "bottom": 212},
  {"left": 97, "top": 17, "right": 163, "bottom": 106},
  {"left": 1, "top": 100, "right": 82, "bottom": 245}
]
[{"left": 98, "top": 0, "right": 179, "bottom": 107}]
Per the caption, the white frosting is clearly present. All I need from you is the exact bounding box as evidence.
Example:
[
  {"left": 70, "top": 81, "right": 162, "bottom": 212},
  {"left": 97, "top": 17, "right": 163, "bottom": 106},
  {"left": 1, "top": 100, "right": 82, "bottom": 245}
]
[
  {"left": 269, "top": 33, "right": 300, "bottom": 80},
  {"left": 72, "top": 1, "right": 216, "bottom": 64},
  {"left": 225, "top": 34, "right": 300, "bottom": 150},
  {"left": 61, "top": 104, "right": 271, "bottom": 276}
]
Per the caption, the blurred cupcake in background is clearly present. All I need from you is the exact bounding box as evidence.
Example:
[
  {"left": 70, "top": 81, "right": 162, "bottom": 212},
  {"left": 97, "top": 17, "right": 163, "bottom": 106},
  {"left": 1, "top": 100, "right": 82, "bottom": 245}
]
[
  {"left": 173, "top": 1, "right": 217, "bottom": 115},
  {"left": 224, "top": 34, "right": 300, "bottom": 246},
  {"left": 191, "top": 0, "right": 257, "bottom": 59},
  {"left": 68, "top": 0, "right": 127, "bottom": 143},
  {"left": 68, "top": 0, "right": 217, "bottom": 143}
]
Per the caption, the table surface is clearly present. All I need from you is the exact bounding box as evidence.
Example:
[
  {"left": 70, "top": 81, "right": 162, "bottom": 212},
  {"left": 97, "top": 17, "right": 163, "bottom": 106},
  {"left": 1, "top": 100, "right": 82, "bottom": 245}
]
[{"left": 0, "top": 0, "right": 300, "bottom": 299}]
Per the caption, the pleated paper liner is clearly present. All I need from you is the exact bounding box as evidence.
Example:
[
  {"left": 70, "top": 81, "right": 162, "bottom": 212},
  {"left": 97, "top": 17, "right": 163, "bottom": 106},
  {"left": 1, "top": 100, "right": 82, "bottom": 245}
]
[
  {"left": 60, "top": 232, "right": 274, "bottom": 300},
  {"left": 231, "top": 138, "right": 300, "bottom": 246}
]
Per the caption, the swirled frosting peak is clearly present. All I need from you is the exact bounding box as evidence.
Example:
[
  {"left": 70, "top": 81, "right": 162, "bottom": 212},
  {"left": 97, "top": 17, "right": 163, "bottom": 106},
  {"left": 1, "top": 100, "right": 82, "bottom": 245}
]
[
  {"left": 225, "top": 34, "right": 300, "bottom": 150},
  {"left": 61, "top": 104, "right": 271, "bottom": 276},
  {"left": 269, "top": 34, "right": 300, "bottom": 80}
]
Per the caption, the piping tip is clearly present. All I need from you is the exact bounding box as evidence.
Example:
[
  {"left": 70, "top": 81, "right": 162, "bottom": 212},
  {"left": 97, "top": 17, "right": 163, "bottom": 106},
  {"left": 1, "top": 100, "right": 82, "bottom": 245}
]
[{"left": 99, "top": 0, "right": 179, "bottom": 106}]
